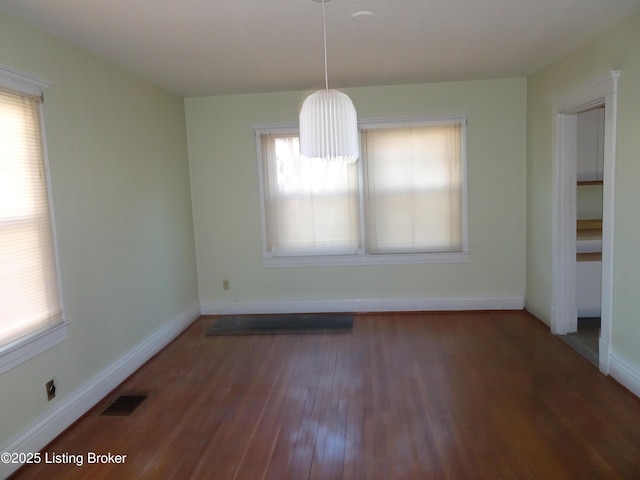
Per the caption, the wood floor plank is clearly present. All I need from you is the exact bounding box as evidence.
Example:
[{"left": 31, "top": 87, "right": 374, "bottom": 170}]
[{"left": 10, "top": 311, "right": 640, "bottom": 479}]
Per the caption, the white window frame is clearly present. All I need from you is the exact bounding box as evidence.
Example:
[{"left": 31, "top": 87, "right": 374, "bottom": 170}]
[
  {"left": 0, "top": 65, "right": 68, "bottom": 374},
  {"left": 255, "top": 115, "right": 469, "bottom": 267}
]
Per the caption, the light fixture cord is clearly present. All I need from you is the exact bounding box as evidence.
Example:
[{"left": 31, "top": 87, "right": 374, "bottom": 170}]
[{"left": 322, "top": 0, "right": 328, "bottom": 90}]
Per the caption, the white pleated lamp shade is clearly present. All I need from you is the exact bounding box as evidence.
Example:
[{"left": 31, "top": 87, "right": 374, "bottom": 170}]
[{"left": 299, "top": 89, "right": 359, "bottom": 163}]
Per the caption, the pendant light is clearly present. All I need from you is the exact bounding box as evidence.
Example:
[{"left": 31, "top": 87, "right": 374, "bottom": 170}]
[{"left": 299, "top": 0, "right": 359, "bottom": 163}]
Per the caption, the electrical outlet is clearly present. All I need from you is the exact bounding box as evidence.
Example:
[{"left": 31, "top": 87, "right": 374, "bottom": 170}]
[
  {"left": 223, "top": 279, "right": 230, "bottom": 291},
  {"left": 46, "top": 379, "right": 56, "bottom": 401}
]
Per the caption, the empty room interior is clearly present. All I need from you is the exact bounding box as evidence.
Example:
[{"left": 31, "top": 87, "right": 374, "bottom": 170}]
[{"left": 2, "top": 1, "right": 640, "bottom": 478}]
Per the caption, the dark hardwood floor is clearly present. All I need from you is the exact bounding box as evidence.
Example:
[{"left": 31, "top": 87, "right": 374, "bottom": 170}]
[{"left": 11, "top": 311, "right": 640, "bottom": 479}]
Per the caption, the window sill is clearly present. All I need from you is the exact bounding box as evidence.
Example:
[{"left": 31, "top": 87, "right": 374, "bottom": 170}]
[
  {"left": 262, "top": 251, "right": 469, "bottom": 268},
  {"left": 0, "top": 321, "right": 68, "bottom": 374}
]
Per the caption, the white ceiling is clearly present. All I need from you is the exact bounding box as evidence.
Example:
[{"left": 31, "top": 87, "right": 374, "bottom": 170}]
[{"left": 1, "top": 0, "right": 639, "bottom": 97}]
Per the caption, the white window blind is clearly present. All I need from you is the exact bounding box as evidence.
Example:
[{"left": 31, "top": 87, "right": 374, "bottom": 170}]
[
  {"left": 362, "top": 123, "right": 463, "bottom": 253},
  {"left": 260, "top": 133, "right": 360, "bottom": 256},
  {"left": 0, "top": 87, "right": 63, "bottom": 352},
  {"left": 256, "top": 117, "right": 467, "bottom": 264}
]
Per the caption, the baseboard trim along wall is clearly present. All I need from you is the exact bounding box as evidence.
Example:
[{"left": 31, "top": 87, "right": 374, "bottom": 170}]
[
  {"left": 609, "top": 352, "right": 640, "bottom": 399},
  {"left": 200, "top": 295, "right": 525, "bottom": 315},
  {"left": 0, "top": 304, "right": 201, "bottom": 479}
]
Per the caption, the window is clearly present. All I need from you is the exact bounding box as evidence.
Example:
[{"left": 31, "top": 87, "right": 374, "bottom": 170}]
[
  {"left": 0, "top": 66, "right": 66, "bottom": 373},
  {"left": 259, "top": 133, "right": 361, "bottom": 256},
  {"left": 256, "top": 117, "right": 468, "bottom": 266}
]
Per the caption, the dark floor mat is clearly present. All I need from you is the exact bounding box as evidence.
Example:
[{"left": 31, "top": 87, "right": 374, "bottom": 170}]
[{"left": 206, "top": 313, "right": 353, "bottom": 336}]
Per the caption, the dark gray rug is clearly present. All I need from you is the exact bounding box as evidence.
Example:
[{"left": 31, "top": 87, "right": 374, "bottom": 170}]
[{"left": 206, "top": 313, "right": 353, "bottom": 336}]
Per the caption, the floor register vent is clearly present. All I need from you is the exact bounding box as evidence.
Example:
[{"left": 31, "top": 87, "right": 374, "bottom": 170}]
[{"left": 101, "top": 394, "right": 148, "bottom": 416}]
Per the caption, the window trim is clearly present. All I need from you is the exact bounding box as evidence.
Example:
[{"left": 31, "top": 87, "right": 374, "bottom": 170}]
[
  {"left": 0, "top": 64, "right": 68, "bottom": 374},
  {"left": 254, "top": 115, "right": 469, "bottom": 267}
]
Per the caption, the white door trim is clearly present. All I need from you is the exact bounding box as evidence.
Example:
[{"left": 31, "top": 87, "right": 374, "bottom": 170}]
[
  {"left": 552, "top": 113, "right": 578, "bottom": 335},
  {"left": 551, "top": 70, "right": 620, "bottom": 374},
  {"left": 599, "top": 71, "right": 620, "bottom": 375}
]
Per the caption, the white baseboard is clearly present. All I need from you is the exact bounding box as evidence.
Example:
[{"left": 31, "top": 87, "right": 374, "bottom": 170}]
[
  {"left": 201, "top": 295, "right": 524, "bottom": 315},
  {"left": 609, "top": 352, "right": 640, "bottom": 399},
  {"left": 0, "top": 304, "right": 201, "bottom": 479}
]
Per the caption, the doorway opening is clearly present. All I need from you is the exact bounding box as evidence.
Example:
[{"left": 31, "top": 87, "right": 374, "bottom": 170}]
[
  {"left": 564, "top": 105, "right": 604, "bottom": 365},
  {"left": 551, "top": 71, "right": 620, "bottom": 374}
]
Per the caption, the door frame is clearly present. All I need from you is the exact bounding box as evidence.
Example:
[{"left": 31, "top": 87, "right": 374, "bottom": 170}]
[{"left": 551, "top": 70, "right": 620, "bottom": 374}]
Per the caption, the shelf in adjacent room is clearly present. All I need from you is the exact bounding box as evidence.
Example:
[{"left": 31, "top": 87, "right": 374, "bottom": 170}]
[
  {"left": 577, "top": 180, "right": 603, "bottom": 186},
  {"left": 577, "top": 251, "right": 602, "bottom": 262},
  {"left": 577, "top": 218, "right": 602, "bottom": 260},
  {"left": 577, "top": 218, "right": 602, "bottom": 232}
]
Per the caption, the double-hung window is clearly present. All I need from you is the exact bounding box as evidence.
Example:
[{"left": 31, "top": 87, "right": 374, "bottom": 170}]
[
  {"left": 0, "top": 66, "right": 66, "bottom": 373},
  {"left": 256, "top": 117, "right": 467, "bottom": 266}
]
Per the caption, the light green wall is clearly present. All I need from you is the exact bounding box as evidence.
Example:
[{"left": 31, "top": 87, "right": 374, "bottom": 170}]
[
  {"left": 527, "top": 12, "right": 640, "bottom": 367},
  {"left": 0, "top": 14, "right": 198, "bottom": 445},
  {"left": 186, "top": 78, "right": 527, "bottom": 305}
]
